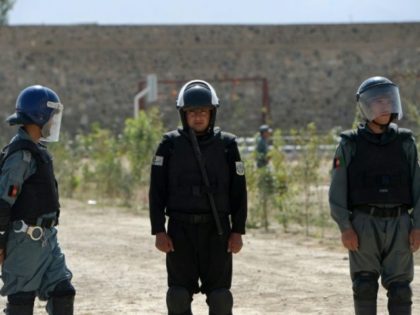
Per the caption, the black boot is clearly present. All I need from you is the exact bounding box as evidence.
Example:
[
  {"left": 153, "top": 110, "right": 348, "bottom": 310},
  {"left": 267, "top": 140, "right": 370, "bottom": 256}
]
[
  {"left": 4, "top": 303, "right": 34, "bottom": 315},
  {"left": 5, "top": 292, "right": 35, "bottom": 315},
  {"left": 354, "top": 299, "right": 377, "bottom": 315},
  {"left": 388, "top": 301, "right": 411, "bottom": 315},
  {"left": 168, "top": 308, "right": 193, "bottom": 315},
  {"left": 48, "top": 295, "right": 74, "bottom": 315}
]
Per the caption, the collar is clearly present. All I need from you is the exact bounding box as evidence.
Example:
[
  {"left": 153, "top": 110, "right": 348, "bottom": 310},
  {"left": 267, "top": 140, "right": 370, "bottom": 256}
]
[
  {"left": 358, "top": 123, "right": 398, "bottom": 145},
  {"left": 12, "top": 127, "right": 38, "bottom": 143}
]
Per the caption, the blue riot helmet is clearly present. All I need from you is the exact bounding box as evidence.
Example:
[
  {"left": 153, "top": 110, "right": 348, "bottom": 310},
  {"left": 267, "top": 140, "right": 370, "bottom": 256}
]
[
  {"left": 356, "top": 76, "right": 402, "bottom": 123},
  {"left": 176, "top": 80, "right": 219, "bottom": 131},
  {"left": 7, "top": 85, "right": 64, "bottom": 142}
]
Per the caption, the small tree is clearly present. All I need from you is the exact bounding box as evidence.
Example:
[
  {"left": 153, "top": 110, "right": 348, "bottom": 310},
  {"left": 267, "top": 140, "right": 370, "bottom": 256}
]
[
  {"left": 77, "top": 123, "right": 131, "bottom": 202},
  {"left": 270, "top": 129, "right": 289, "bottom": 231},
  {"left": 290, "top": 123, "right": 321, "bottom": 236},
  {"left": 403, "top": 99, "right": 420, "bottom": 138},
  {"left": 121, "top": 108, "right": 164, "bottom": 185},
  {"left": 249, "top": 129, "right": 289, "bottom": 231},
  {"left": 242, "top": 154, "right": 260, "bottom": 229},
  {"left": 49, "top": 133, "right": 81, "bottom": 198},
  {"left": 0, "top": 0, "right": 16, "bottom": 25}
]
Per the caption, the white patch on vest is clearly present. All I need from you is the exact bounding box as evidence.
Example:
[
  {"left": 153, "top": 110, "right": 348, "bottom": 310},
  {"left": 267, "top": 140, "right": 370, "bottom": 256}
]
[
  {"left": 235, "top": 161, "right": 245, "bottom": 176},
  {"left": 22, "top": 151, "right": 32, "bottom": 163},
  {"left": 152, "top": 155, "right": 164, "bottom": 166}
]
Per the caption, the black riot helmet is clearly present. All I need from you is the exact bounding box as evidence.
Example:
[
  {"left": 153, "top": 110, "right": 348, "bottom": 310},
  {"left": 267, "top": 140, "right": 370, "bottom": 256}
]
[
  {"left": 176, "top": 80, "right": 220, "bottom": 131},
  {"left": 356, "top": 76, "right": 402, "bottom": 123}
]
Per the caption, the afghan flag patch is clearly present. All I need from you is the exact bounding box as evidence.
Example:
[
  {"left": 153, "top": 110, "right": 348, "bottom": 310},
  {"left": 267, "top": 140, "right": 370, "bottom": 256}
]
[
  {"left": 333, "top": 156, "right": 344, "bottom": 169},
  {"left": 8, "top": 185, "right": 19, "bottom": 198}
]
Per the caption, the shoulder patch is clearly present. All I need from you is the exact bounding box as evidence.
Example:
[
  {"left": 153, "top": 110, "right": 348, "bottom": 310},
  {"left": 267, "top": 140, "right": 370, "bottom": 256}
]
[
  {"left": 8, "top": 185, "right": 19, "bottom": 198},
  {"left": 333, "top": 155, "right": 345, "bottom": 169},
  {"left": 22, "top": 150, "right": 32, "bottom": 163},
  {"left": 152, "top": 155, "right": 164, "bottom": 166},
  {"left": 235, "top": 161, "right": 245, "bottom": 176}
]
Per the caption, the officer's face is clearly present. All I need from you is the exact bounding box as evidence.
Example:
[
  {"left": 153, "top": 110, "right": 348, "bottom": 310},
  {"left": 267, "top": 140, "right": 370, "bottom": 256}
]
[
  {"left": 262, "top": 130, "right": 272, "bottom": 139},
  {"left": 370, "top": 96, "right": 392, "bottom": 123},
  {"left": 185, "top": 107, "right": 211, "bottom": 133}
]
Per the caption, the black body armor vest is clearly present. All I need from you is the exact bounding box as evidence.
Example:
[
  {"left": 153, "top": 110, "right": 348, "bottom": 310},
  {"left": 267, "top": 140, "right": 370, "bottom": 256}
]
[
  {"left": 166, "top": 129, "right": 232, "bottom": 214},
  {"left": 346, "top": 128, "right": 412, "bottom": 208},
  {"left": 0, "top": 140, "right": 60, "bottom": 221}
]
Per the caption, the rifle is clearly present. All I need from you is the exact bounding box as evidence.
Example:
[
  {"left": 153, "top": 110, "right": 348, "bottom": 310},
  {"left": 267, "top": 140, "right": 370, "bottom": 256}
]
[{"left": 188, "top": 128, "right": 223, "bottom": 236}]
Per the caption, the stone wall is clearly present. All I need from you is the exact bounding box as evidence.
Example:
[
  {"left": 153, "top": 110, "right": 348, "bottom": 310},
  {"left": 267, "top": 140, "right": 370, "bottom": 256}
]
[{"left": 0, "top": 23, "right": 419, "bottom": 138}]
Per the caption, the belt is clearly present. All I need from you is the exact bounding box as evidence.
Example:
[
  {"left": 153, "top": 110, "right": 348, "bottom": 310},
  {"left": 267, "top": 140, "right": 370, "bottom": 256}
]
[
  {"left": 23, "top": 217, "right": 58, "bottom": 228},
  {"left": 353, "top": 205, "right": 408, "bottom": 218},
  {"left": 169, "top": 212, "right": 214, "bottom": 224}
]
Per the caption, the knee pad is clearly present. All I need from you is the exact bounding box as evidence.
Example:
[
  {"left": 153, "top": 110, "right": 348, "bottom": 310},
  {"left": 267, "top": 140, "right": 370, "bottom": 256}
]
[
  {"left": 7, "top": 291, "right": 36, "bottom": 306},
  {"left": 352, "top": 272, "right": 379, "bottom": 301},
  {"left": 51, "top": 279, "right": 76, "bottom": 298},
  {"left": 166, "top": 286, "right": 191, "bottom": 314},
  {"left": 207, "top": 288, "right": 233, "bottom": 315},
  {"left": 387, "top": 282, "right": 412, "bottom": 305}
]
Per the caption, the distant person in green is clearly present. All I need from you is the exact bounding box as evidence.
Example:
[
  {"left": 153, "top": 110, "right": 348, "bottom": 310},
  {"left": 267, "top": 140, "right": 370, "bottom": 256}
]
[
  {"left": 255, "top": 124, "right": 272, "bottom": 168},
  {"left": 329, "top": 76, "right": 420, "bottom": 315}
]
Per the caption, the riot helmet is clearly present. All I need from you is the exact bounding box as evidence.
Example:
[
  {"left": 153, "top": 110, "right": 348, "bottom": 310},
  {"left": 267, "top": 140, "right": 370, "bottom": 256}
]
[
  {"left": 176, "top": 80, "right": 219, "bottom": 131},
  {"left": 356, "top": 76, "right": 402, "bottom": 123},
  {"left": 7, "top": 85, "right": 64, "bottom": 142}
]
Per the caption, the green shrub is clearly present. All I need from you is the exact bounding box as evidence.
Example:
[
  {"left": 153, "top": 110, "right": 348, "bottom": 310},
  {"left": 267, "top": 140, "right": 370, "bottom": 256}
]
[{"left": 121, "top": 108, "right": 164, "bottom": 185}]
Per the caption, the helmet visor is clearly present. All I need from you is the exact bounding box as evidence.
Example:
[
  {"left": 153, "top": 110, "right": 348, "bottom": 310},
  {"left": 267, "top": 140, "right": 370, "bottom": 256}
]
[
  {"left": 358, "top": 85, "right": 402, "bottom": 121},
  {"left": 40, "top": 101, "right": 63, "bottom": 142}
]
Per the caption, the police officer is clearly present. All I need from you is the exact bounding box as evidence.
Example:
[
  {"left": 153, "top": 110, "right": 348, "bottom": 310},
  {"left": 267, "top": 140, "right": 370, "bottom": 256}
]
[
  {"left": 329, "top": 76, "right": 420, "bottom": 315},
  {"left": 255, "top": 124, "right": 272, "bottom": 168},
  {"left": 0, "top": 85, "right": 75, "bottom": 315},
  {"left": 149, "top": 80, "right": 247, "bottom": 315}
]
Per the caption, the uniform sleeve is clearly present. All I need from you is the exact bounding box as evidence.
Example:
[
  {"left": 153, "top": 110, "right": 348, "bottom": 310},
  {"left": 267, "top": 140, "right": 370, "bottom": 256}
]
[
  {"left": 0, "top": 150, "right": 35, "bottom": 248},
  {"left": 0, "top": 150, "right": 35, "bottom": 206},
  {"left": 402, "top": 136, "right": 420, "bottom": 229},
  {"left": 256, "top": 137, "right": 265, "bottom": 154},
  {"left": 226, "top": 140, "right": 247, "bottom": 234},
  {"left": 148, "top": 137, "right": 172, "bottom": 235},
  {"left": 329, "top": 139, "right": 353, "bottom": 232}
]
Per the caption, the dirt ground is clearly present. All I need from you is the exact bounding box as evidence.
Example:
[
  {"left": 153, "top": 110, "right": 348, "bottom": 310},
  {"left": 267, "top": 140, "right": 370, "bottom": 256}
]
[{"left": 1, "top": 199, "right": 420, "bottom": 315}]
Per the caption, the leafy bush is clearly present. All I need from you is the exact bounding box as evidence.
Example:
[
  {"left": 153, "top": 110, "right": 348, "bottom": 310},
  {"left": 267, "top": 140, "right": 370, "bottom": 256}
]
[
  {"left": 120, "top": 108, "right": 164, "bottom": 185},
  {"left": 76, "top": 123, "right": 131, "bottom": 202},
  {"left": 49, "top": 133, "right": 81, "bottom": 198}
]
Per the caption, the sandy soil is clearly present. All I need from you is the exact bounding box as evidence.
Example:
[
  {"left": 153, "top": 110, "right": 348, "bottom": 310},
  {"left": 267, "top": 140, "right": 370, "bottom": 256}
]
[{"left": 1, "top": 199, "right": 419, "bottom": 315}]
